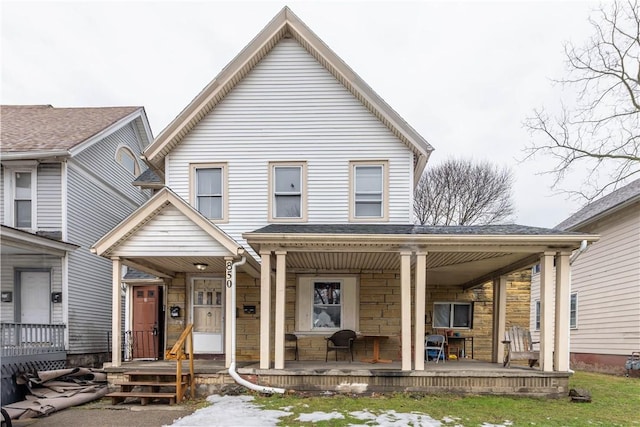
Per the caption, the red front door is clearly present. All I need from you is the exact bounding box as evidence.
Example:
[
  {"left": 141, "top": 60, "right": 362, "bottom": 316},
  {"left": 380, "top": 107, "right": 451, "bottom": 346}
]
[{"left": 132, "top": 286, "right": 160, "bottom": 359}]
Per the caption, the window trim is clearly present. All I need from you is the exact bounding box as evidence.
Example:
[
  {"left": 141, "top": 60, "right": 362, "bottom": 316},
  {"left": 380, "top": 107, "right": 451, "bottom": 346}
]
[
  {"left": 570, "top": 293, "right": 578, "bottom": 329},
  {"left": 115, "top": 146, "right": 141, "bottom": 177},
  {"left": 535, "top": 300, "right": 541, "bottom": 331},
  {"left": 3, "top": 163, "right": 38, "bottom": 231},
  {"left": 433, "top": 301, "right": 473, "bottom": 329},
  {"left": 189, "top": 163, "right": 228, "bottom": 223},
  {"left": 349, "top": 160, "right": 389, "bottom": 222},
  {"left": 295, "top": 275, "right": 359, "bottom": 333},
  {"left": 268, "top": 161, "right": 307, "bottom": 223}
]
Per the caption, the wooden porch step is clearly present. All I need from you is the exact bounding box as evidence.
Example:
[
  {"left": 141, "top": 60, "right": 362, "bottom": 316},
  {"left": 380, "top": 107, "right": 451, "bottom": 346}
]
[
  {"left": 118, "top": 381, "right": 188, "bottom": 392},
  {"left": 107, "top": 391, "right": 177, "bottom": 406},
  {"left": 124, "top": 370, "right": 190, "bottom": 377}
]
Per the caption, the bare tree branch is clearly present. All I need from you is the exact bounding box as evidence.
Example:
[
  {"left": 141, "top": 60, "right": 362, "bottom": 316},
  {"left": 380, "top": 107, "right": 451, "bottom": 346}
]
[
  {"left": 413, "top": 158, "right": 515, "bottom": 226},
  {"left": 524, "top": 0, "right": 640, "bottom": 202}
]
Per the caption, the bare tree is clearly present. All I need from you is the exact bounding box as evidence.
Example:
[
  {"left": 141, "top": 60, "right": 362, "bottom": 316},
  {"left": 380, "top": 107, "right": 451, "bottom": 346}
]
[
  {"left": 414, "top": 158, "right": 515, "bottom": 226},
  {"left": 524, "top": 0, "right": 640, "bottom": 201}
]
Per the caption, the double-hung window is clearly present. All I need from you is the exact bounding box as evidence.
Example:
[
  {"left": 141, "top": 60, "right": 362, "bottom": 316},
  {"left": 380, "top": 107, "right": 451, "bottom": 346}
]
[
  {"left": 350, "top": 161, "right": 388, "bottom": 221},
  {"left": 192, "top": 164, "right": 226, "bottom": 221},
  {"left": 570, "top": 293, "right": 578, "bottom": 329},
  {"left": 270, "top": 162, "right": 306, "bottom": 221},
  {"left": 433, "top": 302, "right": 473, "bottom": 329},
  {"left": 535, "top": 300, "right": 541, "bottom": 330},
  {"left": 296, "top": 276, "right": 358, "bottom": 332},
  {"left": 3, "top": 164, "right": 37, "bottom": 230}
]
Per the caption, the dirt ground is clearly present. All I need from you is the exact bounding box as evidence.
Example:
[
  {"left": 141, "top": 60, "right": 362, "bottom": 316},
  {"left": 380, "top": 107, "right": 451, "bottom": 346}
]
[{"left": 8, "top": 397, "right": 204, "bottom": 427}]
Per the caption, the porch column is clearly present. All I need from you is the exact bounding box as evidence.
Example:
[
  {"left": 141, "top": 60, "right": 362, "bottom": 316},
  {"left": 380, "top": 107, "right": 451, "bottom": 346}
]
[
  {"left": 274, "top": 251, "right": 287, "bottom": 370},
  {"left": 414, "top": 252, "right": 427, "bottom": 370},
  {"left": 111, "top": 257, "right": 122, "bottom": 367},
  {"left": 492, "top": 276, "right": 507, "bottom": 364},
  {"left": 554, "top": 251, "right": 571, "bottom": 372},
  {"left": 259, "top": 250, "right": 272, "bottom": 369},
  {"left": 225, "top": 256, "right": 234, "bottom": 368},
  {"left": 400, "top": 251, "right": 412, "bottom": 371},
  {"left": 539, "top": 251, "right": 555, "bottom": 372}
]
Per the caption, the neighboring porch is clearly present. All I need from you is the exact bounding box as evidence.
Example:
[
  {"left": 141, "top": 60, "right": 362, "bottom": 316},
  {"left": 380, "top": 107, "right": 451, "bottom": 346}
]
[{"left": 104, "top": 359, "right": 571, "bottom": 398}]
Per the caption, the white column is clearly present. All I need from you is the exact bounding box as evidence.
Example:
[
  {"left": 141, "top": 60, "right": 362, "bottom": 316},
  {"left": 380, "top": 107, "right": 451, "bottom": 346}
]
[
  {"left": 554, "top": 251, "right": 571, "bottom": 372},
  {"left": 274, "top": 251, "right": 287, "bottom": 370},
  {"left": 414, "top": 252, "right": 427, "bottom": 370},
  {"left": 111, "top": 257, "right": 122, "bottom": 367},
  {"left": 225, "top": 257, "right": 234, "bottom": 368},
  {"left": 400, "top": 251, "right": 412, "bottom": 371},
  {"left": 492, "top": 276, "right": 507, "bottom": 364},
  {"left": 539, "top": 251, "right": 555, "bottom": 372},
  {"left": 259, "top": 250, "right": 272, "bottom": 369}
]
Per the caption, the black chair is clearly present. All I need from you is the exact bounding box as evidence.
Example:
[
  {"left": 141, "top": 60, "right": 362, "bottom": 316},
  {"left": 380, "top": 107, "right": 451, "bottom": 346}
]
[
  {"left": 285, "top": 333, "right": 299, "bottom": 361},
  {"left": 325, "top": 329, "right": 357, "bottom": 362}
]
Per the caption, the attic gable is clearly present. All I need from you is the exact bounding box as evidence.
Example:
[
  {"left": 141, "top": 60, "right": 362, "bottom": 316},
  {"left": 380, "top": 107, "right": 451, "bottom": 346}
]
[{"left": 143, "top": 7, "right": 433, "bottom": 183}]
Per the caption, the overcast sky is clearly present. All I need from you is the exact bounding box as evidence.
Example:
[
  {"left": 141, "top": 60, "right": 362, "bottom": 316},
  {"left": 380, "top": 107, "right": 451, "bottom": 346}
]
[{"left": 1, "top": 0, "right": 602, "bottom": 227}]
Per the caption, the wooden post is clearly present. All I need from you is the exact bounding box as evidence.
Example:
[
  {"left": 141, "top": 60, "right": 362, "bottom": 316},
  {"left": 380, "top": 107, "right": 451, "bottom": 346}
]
[
  {"left": 260, "top": 250, "right": 272, "bottom": 369},
  {"left": 274, "top": 251, "right": 286, "bottom": 369},
  {"left": 111, "top": 257, "right": 122, "bottom": 367},
  {"left": 540, "top": 252, "right": 555, "bottom": 372},
  {"left": 414, "top": 252, "right": 427, "bottom": 370},
  {"left": 400, "top": 251, "right": 412, "bottom": 371}
]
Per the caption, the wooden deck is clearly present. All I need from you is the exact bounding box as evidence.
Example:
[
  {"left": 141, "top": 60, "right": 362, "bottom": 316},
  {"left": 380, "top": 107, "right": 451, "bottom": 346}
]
[{"left": 104, "top": 359, "right": 571, "bottom": 398}]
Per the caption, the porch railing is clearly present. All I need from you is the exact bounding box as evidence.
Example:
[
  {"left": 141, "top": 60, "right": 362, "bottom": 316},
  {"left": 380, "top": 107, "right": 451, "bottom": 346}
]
[
  {"left": 0, "top": 323, "right": 66, "bottom": 357},
  {"left": 164, "top": 323, "right": 195, "bottom": 403}
]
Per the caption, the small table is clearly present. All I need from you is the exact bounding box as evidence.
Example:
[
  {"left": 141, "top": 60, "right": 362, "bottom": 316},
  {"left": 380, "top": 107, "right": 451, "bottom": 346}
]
[
  {"left": 359, "top": 334, "right": 392, "bottom": 363},
  {"left": 446, "top": 335, "right": 474, "bottom": 359}
]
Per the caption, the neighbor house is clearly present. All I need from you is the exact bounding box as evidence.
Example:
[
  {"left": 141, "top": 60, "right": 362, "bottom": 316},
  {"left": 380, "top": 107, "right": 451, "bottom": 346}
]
[
  {"left": 531, "top": 178, "right": 640, "bottom": 374},
  {"left": 0, "top": 105, "right": 153, "bottom": 402},
  {"left": 92, "top": 7, "right": 597, "bottom": 397}
]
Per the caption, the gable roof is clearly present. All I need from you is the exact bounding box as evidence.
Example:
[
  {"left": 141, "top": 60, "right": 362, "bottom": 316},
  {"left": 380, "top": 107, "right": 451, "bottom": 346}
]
[
  {"left": 556, "top": 178, "right": 640, "bottom": 231},
  {"left": 91, "top": 186, "right": 244, "bottom": 258},
  {"left": 0, "top": 104, "right": 151, "bottom": 159},
  {"left": 143, "top": 7, "right": 434, "bottom": 182}
]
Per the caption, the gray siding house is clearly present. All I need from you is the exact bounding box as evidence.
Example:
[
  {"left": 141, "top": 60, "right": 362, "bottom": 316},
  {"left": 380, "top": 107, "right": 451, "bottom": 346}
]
[
  {"left": 0, "top": 105, "right": 153, "bottom": 402},
  {"left": 531, "top": 178, "right": 640, "bottom": 374}
]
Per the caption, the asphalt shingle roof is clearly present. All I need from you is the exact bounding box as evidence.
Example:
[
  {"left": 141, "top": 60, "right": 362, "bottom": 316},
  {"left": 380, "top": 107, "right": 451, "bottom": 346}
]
[
  {"left": 133, "top": 167, "right": 163, "bottom": 185},
  {"left": 556, "top": 178, "right": 640, "bottom": 230},
  {"left": 249, "top": 224, "right": 582, "bottom": 235},
  {"left": 1, "top": 105, "right": 140, "bottom": 153}
]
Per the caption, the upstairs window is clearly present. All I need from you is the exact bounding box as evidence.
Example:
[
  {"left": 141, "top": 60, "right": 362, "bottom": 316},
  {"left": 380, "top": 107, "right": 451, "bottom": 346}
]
[
  {"left": 350, "top": 161, "right": 388, "bottom": 221},
  {"left": 116, "top": 146, "right": 140, "bottom": 176},
  {"left": 191, "top": 163, "right": 227, "bottom": 221},
  {"left": 3, "top": 164, "right": 37, "bottom": 230},
  {"left": 269, "top": 162, "right": 306, "bottom": 222},
  {"left": 14, "top": 171, "right": 32, "bottom": 228}
]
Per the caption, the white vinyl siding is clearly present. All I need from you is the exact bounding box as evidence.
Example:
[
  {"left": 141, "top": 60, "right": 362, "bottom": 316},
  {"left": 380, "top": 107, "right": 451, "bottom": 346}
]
[
  {"left": 0, "top": 165, "right": 4, "bottom": 224},
  {"left": 37, "top": 163, "right": 63, "bottom": 231},
  {"left": 113, "top": 205, "right": 233, "bottom": 257},
  {"left": 166, "top": 39, "right": 413, "bottom": 253},
  {"left": 531, "top": 203, "right": 640, "bottom": 356}
]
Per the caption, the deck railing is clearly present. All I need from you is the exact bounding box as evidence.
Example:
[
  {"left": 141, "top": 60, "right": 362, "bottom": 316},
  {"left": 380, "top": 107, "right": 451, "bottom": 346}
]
[{"left": 0, "top": 323, "right": 66, "bottom": 357}]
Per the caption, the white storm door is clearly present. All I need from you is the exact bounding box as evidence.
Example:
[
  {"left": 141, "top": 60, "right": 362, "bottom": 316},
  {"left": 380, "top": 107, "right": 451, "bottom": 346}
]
[
  {"left": 191, "top": 278, "right": 224, "bottom": 354},
  {"left": 20, "top": 271, "right": 51, "bottom": 324}
]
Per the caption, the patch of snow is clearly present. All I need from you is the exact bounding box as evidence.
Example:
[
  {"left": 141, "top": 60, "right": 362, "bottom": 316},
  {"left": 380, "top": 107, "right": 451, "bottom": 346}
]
[{"left": 297, "top": 411, "right": 345, "bottom": 422}]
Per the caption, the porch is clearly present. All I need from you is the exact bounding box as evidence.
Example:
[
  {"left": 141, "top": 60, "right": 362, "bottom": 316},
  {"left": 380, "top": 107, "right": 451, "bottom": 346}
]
[{"left": 104, "top": 359, "right": 571, "bottom": 398}]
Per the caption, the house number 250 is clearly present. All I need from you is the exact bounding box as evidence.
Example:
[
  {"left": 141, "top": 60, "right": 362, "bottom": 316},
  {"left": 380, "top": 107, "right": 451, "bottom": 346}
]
[{"left": 226, "top": 260, "right": 233, "bottom": 288}]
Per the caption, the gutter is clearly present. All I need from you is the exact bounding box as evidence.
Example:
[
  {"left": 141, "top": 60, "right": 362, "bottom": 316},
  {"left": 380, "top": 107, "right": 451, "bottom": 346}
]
[{"left": 227, "top": 256, "right": 285, "bottom": 394}]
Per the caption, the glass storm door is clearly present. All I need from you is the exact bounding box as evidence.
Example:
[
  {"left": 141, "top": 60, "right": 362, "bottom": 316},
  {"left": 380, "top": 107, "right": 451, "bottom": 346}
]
[{"left": 191, "top": 278, "right": 224, "bottom": 353}]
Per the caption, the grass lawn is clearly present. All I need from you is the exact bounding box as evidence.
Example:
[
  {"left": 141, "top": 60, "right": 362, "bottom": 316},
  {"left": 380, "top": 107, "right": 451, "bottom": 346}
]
[{"left": 254, "top": 371, "right": 640, "bottom": 426}]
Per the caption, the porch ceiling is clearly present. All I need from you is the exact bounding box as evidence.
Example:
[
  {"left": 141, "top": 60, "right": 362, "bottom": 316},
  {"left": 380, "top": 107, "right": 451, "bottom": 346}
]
[{"left": 120, "top": 256, "right": 258, "bottom": 279}]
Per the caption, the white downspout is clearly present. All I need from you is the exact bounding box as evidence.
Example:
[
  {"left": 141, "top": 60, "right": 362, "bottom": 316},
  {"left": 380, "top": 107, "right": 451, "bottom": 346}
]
[
  {"left": 567, "top": 239, "right": 589, "bottom": 373},
  {"left": 227, "top": 256, "right": 285, "bottom": 394}
]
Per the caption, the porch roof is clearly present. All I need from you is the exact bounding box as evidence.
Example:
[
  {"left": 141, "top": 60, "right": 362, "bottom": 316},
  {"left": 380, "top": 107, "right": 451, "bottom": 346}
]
[
  {"left": 1, "top": 225, "right": 79, "bottom": 257},
  {"left": 243, "top": 224, "right": 599, "bottom": 288}
]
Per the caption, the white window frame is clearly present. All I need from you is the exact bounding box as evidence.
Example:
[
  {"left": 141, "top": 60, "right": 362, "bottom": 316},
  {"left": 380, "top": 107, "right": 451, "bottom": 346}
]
[
  {"left": 570, "top": 293, "right": 578, "bottom": 329},
  {"left": 296, "top": 276, "right": 358, "bottom": 333},
  {"left": 115, "top": 146, "right": 141, "bottom": 176},
  {"left": 349, "top": 160, "right": 388, "bottom": 222},
  {"left": 3, "top": 162, "right": 38, "bottom": 230},
  {"left": 433, "top": 302, "right": 473, "bottom": 329},
  {"left": 268, "top": 162, "right": 307, "bottom": 222},
  {"left": 535, "top": 300, "right": 541, "bottom": 331},
  {"left": 190, "top": 163, "right": 228, "bottom": 223}
]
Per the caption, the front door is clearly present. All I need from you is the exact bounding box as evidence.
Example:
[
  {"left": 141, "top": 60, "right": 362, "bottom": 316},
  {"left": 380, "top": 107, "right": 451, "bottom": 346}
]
[
  {"left": 191, "top": 278, "right": 224, "bottom": 354},
  {"left": 19, "top": 271, "right": 50, "bottom": 324},
  {"left": 132, "top": 285, "right": 160, "bottom": 359}
]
